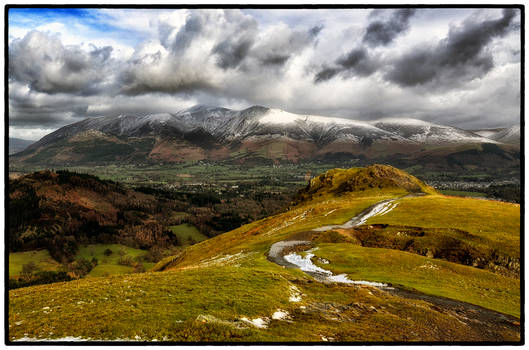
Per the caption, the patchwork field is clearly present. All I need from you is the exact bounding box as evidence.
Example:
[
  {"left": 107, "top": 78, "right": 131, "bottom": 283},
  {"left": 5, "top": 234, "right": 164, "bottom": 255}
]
[
  {"left": 169, "top": 224, "right": 209, "bottom": 246},
  {"left": 75, "top": 244, "right": 155, "bottom": 278},
  {"left": 9, "top": 250, "right": 61, "bottom": 278}
]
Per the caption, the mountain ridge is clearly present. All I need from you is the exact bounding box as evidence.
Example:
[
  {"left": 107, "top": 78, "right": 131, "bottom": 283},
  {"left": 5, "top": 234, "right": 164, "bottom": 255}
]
[{"left": 10, "top": 105, "right": 520, "bottom": 166}]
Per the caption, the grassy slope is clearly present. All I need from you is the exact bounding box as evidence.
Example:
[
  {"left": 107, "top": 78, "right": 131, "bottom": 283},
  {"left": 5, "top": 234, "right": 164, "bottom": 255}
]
[
  {"left": 8, "top": 167, "right": 521, "bottom": 341},
  {"left": 365, "top": 195, "right": 520, "bottom": 259},
  {"left": 314, "top": 244, "right": 520, "bottom": 317},
  {"left": 11, "top": 259, "right": 500, "bottom": 342}
]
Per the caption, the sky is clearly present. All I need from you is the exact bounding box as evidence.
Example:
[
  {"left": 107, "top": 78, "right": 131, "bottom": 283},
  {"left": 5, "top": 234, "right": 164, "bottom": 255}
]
[{"left": 8, "top": 7, "right": 521, "bottom": 140}]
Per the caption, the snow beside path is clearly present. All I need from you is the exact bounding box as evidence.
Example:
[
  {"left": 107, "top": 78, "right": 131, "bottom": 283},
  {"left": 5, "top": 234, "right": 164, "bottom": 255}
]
[{"left": 284, "top": 252, "right": 388, "bottom": 287}]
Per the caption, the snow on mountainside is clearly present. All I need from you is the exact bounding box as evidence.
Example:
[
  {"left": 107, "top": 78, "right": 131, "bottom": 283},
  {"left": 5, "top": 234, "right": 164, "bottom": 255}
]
[
  {"left": 26, "top": 105, "right": 504, "bottom": 153},
  {"left": 372, "top": 118, "right": 497, "bottom": 144},
  {"left": 473, "top": 129, "right": 506, "bottom": 138},
  {"left": 490, "top": 126, "right": 520, "bottom": 144},
  {"left": 472, "top": 126, "right": 520, "bottom": 145}
]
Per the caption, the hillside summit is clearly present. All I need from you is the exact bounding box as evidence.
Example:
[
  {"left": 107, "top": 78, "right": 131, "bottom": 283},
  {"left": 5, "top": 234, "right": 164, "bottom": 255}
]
[{"left": 292, "top": 164, "right": 437, "bottom": 204}]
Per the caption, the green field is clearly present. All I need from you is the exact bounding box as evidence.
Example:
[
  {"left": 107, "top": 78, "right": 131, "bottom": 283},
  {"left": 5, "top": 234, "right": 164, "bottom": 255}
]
[
  {"left": 75, "top": 244, "right": 155, "bottom": 277},
  {"left": 170, "top": 224, "right": 209, "bottom": 246},
  {"left": 313, "top": 244, "right": 520, "bottom": 317},
  {"left": 9, "top": 250, "right": 61, "bottom": 278},
  {"left": 366, "top": 195, "right": 520, "bottom": 258}
]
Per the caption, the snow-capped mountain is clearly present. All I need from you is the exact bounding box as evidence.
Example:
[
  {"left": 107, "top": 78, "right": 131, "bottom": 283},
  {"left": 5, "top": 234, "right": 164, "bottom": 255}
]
[
  {"left": 12, "top": 105, "right": 518, "bottom": 166},
  {"left": 489, "top": 126, "right": 520, "bottom": 145},
  {"left": 372, "top": 118, "right": 496, "bottom": 144},
  {"left": 27, "top": 105, "right": 497, "bottom": 150},
  {"left": 472, "top": 126, "right": 520, "bottom": 145}
]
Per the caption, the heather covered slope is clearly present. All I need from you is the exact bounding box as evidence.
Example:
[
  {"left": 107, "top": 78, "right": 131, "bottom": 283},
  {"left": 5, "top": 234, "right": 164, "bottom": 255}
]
[
  {"left": 8, "top": 170, "right": 180, "bottom": 261},
  {"left": 8, "top": 165, "right": 520, "bottom": 342}
]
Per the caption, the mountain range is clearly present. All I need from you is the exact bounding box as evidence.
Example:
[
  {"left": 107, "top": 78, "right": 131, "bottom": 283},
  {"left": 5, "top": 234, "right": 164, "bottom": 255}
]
[{"left": 10, "top": 105, "right": 520, "bottom": 166}]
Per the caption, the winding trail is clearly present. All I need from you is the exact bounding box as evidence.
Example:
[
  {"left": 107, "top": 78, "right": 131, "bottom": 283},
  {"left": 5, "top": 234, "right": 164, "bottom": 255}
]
[{"left": 267, "top": 195, "right": 520, "bottom": 339}]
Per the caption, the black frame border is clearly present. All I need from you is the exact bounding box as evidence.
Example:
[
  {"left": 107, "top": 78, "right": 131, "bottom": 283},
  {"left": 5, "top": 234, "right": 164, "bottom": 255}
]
[{"left": 4, "top": 3, "right": 525, "bottom": 346}]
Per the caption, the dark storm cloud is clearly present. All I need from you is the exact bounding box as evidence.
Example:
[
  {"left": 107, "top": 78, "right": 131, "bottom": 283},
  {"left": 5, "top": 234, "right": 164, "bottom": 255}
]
[
  {"left": 252, "top": 26, "right": 318, "bottom": 68},
  {"left": 314, "top": 67, "right": 340, "bottom": 83},
  {"left": 118, "top": 63, "right": 215, "bottom": 96},
  {"left": 313, "top": 9, "right": 415, "bottom": 83},
  {"left": 211, "top": 11, "right": 258, "bottom": 69},
  {"left": 386, "top": 8, "right": 517, "bottom": 88},
  {"left": 213, "top": 18, "right": 318, "bottom": 70},
  {"left": 260, "top": 54, "right": 291, "bottom": 66},
  {"left": 363, "top": 9, "right": 416, "bottom": 47},
  {"left": 9, "top": 31, "right": 113, "bottom": 95},
  {"left": 336, "top": 48, "right": 377, "bottom": 76},
  {"left": 9, "top": 84, "right": 90, "bottom": 127},
  {"left": 171, "top": 11, "right": 206, "bottom": 51},
  {"left": 213, "top": 39, "right": 255, "bottom": 69},
  {"left": 314, "top": 47, "right": 377, "bottom": 83}
]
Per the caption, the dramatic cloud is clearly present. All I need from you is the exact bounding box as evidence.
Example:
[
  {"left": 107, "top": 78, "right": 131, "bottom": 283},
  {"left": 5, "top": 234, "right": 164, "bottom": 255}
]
[
  {"left": 315, "top": 47, "right": 377, "bottom": 82},
  {"left": 386, "top": 8, "right": 517, "bottom": 88},
  {"left": 9, "top": 30, "right": 114, "bottom": 95},
  {"left": 363, "top": 9, "right": 416, "bottom": 46},
  {"left": 7, "top": 8, "right": 522, "bottom": 139},
  {"left": 314, "top": 8, "right": 413, "bottom": 83},
  {"left": 211, "top": 11, "right": 258, "bottom": 69}
]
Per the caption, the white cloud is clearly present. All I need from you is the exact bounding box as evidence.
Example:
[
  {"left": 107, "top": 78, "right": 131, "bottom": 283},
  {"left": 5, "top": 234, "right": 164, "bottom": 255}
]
[
  {"left": 7, "top": 7, "right": 521, "bottom": 133},
  {"left": 9, "top": 127, "right": 57, "bottom": 141}
]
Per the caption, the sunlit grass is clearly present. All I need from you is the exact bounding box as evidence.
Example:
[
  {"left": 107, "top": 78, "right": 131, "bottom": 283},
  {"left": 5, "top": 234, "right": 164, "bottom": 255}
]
[
  {"left": 367, "top": 195, "right": 520, "bottom": 258},
  {"left": 314, "top": 243, "right": 520, "bottom": 317}
]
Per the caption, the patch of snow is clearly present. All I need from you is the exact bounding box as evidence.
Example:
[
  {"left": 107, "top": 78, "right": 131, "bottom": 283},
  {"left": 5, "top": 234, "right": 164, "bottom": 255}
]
[
  {"left": 378, "top": 202, "right": 398, "bottom": 216},
  {"left": 314, "top": 199, "right": 398, "bottom": 232},
  {"left": 318, "top": 258, "right": 330, "bottom": 264},
  {"left": 260, "top": 109, "right": 379, "bottom": 130},
  {"left": 240, "top": 317, "right": 269, "bottom": 329},
  {"left": 418, "top": 262, "right": 440, "bottom": 270},
  {"left": 284, "top": 253, "right": 331, "bottom": 275},
  {"left": 323, "top": 209, "right": 337, "bottom": 217},
  {"left": 473, "top": 130, "right": 498, "bottom": 138},
  {"left": 285, "top": 253, "right": 388, "bottom": 287},
  {"left": 13, "top": 336, "right": 89, "bottom": 342},
  {"left": 271, "top": 310, "right": 290, "bottom": 320},
  {"left": 289, "top": 285, "right": 303, "bottom": 302},
  {"left": 199, "top": 251, "right": 250, "bottom": 267},
  {"left": 328, "top": 274, "right": 388, "bottom": 287}
]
